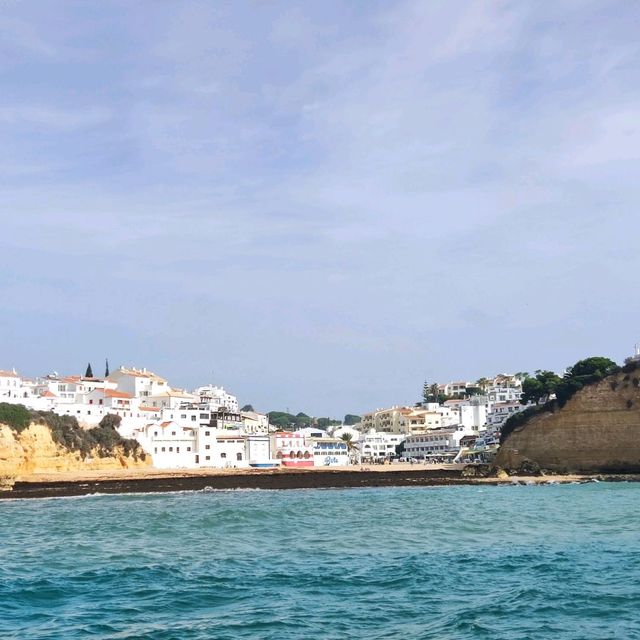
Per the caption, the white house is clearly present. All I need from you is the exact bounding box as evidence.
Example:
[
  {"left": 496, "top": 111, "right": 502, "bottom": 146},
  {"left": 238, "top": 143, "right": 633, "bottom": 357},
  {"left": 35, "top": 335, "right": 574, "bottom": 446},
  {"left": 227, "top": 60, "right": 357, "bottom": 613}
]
[
  {"left": 107, "top": 366, "right": 168, "bottom": 399},
  {"left": 487, "top": 401, "right": 526, "bottom": 427},
  {"left": 308, "top": 437, "right": 350, "bottom": 467},
  {"left": 403, "top": 425, "right": 474, "bottom": 460},
  {"left": 0, "top": 370, "right": 21, "bottom": 400},
  {"left": 138, "top": 421, "right": 197, "bottom": 469},
  {"left": 359, "top": 431, "right": 404, "bottom": 462},
  {"left": 143, "top": 389, "right": 197, "bottom": 410},
  {"left": 241, "top": 411, "right": 269, "bottom": 434},
  {"left": 193, "top": 385, "right": 239, "bottom": 412}
]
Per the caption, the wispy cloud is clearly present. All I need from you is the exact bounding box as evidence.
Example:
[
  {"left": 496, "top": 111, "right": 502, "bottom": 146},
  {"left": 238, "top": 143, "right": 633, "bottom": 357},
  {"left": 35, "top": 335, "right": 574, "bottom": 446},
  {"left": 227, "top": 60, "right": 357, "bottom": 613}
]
[{"left": 0, "top": 0, "right": 639, "bottom": 413}]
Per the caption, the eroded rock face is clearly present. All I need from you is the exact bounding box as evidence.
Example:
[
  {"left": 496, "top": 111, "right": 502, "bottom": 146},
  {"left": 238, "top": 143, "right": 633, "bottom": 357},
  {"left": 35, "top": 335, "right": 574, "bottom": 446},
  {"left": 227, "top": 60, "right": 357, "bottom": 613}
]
[
  {"left": 496, "top": 372, "right": 640, "bottom": 473},
  {"left": 0, "top": 423, "right": 150, "bottom": 477}
]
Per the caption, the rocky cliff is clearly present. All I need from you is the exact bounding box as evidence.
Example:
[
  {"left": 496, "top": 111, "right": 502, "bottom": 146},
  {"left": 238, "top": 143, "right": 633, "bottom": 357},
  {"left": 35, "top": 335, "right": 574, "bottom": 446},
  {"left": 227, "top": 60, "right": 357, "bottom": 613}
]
[
  {"left": 496, "top": 369, "right": 640, "bottom": 473},
  {"left": 0, "top": 422, "right": 150, "bottom": 478}
]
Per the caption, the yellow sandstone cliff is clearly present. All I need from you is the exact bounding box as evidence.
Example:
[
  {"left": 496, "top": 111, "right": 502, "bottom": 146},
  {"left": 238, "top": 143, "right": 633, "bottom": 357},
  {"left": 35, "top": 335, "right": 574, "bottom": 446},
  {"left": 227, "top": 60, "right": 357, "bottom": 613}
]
[
  {"left": 495, "top": 370, "right": 640, "bottom": 473},
  {"left": 0, "top": 422, "right": 150, "bottom": 477}
]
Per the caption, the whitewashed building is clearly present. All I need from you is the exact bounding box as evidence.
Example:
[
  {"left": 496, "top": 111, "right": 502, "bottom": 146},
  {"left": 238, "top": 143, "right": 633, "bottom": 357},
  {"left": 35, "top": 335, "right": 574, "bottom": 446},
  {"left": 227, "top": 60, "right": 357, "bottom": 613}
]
[
  {"left": 193, "top": 385, "right": 239, "bottom": 412},
  {"left": 359, "top": 431, "right": 405, "bottom": 462}
]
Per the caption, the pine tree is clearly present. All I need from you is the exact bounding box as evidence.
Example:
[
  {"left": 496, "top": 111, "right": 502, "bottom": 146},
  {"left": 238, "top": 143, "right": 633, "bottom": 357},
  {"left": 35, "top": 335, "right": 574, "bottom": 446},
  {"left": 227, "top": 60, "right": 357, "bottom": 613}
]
[{"left": 85, "top": 362, "right": 94, "bottom": 378}]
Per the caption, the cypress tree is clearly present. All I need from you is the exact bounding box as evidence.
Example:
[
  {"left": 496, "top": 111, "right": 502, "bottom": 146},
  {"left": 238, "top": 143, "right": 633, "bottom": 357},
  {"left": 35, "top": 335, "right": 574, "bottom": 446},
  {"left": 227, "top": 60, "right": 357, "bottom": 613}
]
[{"left": 85, "top": 362, "right": 94, "bottom": 378}]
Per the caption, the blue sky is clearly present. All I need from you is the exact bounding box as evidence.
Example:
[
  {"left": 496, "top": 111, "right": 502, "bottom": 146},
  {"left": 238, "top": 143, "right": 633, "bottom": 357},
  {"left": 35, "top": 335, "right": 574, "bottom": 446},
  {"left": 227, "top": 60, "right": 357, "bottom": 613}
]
[{"left": 1, "top": 1, "right": 639, "bottom": 416}]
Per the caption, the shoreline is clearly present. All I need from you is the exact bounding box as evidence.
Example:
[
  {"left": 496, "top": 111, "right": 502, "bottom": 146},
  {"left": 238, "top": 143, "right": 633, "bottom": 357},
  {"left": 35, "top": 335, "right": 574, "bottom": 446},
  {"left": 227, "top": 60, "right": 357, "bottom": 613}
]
[{"left": 3, "top": 466, "right": 638, "bottom": 500}]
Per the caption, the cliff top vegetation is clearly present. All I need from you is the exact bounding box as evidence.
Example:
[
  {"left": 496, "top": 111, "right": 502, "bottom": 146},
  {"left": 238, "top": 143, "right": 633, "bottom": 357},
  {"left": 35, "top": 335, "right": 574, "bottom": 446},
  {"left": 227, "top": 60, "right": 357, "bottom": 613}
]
[
  {"left": 0, "top": 404, "right": 145, "bottom": 460},
  {"left": 500, "top": 356, "right": 627, "bottom": 444}
]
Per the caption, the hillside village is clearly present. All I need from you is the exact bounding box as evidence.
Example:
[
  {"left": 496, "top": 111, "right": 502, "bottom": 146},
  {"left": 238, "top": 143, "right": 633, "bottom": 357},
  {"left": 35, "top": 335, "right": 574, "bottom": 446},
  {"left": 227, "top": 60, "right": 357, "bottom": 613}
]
[{"left": 0, "top": 361, "right": 540, "bottom": 470}]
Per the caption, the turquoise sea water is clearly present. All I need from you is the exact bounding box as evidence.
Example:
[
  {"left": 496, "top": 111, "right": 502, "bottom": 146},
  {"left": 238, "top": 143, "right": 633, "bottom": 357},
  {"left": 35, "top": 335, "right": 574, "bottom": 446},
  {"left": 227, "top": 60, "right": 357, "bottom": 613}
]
[{"left": 1, "top": 483, "right": 639, "bottom": 639}]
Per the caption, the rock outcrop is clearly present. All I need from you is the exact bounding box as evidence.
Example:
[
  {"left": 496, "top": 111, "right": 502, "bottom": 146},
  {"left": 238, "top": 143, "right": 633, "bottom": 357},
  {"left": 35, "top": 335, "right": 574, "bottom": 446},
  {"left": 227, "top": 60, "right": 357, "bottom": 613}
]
[
  {"left": 496, "top": 370, "right": 640, "bottom": 473},
  {"left": 0, "top": 422, "right": 150, "bottom": 478}
]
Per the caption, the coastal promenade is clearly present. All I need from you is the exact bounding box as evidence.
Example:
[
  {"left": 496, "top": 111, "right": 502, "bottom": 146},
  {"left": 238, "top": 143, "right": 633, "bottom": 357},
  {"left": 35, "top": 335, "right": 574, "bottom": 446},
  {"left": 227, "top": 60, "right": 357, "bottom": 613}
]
[{"left": 2, "top": 464, "right": 627, "bottom": 500}]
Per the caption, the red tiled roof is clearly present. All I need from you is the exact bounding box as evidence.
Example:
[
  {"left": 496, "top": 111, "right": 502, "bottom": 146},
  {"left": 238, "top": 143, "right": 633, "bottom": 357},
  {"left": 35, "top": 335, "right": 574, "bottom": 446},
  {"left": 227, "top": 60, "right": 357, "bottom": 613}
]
[{"left": 100, "top": 389, "right": 133, "bottom": 399}]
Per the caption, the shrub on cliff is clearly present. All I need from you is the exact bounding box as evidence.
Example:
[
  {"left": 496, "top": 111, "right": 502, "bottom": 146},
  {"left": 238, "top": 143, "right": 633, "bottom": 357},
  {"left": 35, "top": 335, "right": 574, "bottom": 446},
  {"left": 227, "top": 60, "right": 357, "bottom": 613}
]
[
  {"left": 30, "top": 411, "right": 144, "bottom": 460},
  {"left": 31, "top": 411, "right": 95, "bottom": 457},
  {"left": 87, "top": 415, "right": 144, "bottom": 459},
  {"left": 0, "top": 403, "right": 32, "bottom": 432}
]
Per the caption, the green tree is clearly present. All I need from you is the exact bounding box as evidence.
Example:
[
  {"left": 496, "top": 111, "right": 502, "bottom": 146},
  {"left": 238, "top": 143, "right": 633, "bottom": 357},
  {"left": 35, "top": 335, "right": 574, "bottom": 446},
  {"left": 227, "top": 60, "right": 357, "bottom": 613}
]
[
  {"left": 241, "top": 404, "right": 254, "bottom": 412},
  {"left": 317, "top": 417, "right": 341, "bottom": 429},
  {"left": 422, "top": 380, "right": 430, "bottom": 403},
  {"left": 344, "top": 414, "right": 361, "bottom": 425},
  {"left": 85, "top": 362, "right": 93, "bottom": 378},
  {"left": 566, "top": 357, "right": 617, "bottom": 379},
  {"left": 520, "top": 370, "right": 562, "bottom": 405},
  {"left": 556, "top": 356, "right": 617, "bottom": 406}
]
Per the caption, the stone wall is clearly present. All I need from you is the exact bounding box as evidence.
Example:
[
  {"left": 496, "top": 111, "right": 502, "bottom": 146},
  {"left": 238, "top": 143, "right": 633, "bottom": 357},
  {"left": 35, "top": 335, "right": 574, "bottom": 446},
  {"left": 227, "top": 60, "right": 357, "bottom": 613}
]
[
  {"left": 0, "top": 423, "right": 150, "bottom": 477},
  {"left": 495, "top": 371, "right": 640, "bottom": 473}
]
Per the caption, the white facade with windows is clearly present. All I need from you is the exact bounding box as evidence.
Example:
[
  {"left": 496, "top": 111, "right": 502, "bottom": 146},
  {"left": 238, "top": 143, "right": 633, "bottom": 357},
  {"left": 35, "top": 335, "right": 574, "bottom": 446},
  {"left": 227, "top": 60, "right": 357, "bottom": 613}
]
[
  {"left": 359, "top": 431, "right": 404, "bottom": 461},
  {"left": 193, "top": 385, "right": 239, "bottom": 412}
]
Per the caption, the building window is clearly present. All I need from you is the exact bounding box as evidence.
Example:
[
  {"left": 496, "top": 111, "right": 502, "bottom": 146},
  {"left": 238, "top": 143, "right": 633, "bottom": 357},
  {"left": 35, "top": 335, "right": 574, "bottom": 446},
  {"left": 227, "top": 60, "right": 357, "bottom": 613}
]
[
  {"left": 205, "top": 455, "right": 210, "bottom": 461},
  {"left": 191, "top": 416, "right": 196, "bottom": 421},
  {"left": 187, "top": 447, "right": 191, "bottom": 452},
  {"left": 161, "top": 447, "right": 165, "bottom": 452},
  {"left": 205, "top": 431, "right": 210, "bottom": 436},
  {"left": 236, "top": 453, "right": 242, "bottom": 461},
  {"left": 176, "top": 447, "right": 180, "bottom": 453},
  {"left": 221, "top": 453, "right": 227, "bottom": 459},
  {"left": 171, "top": 431, "right": 176, "bottom": 436},
  {"left": 154, "top": 447, "right": 157, "bottom": 453},
  {"left": 169, "top": 447, "right": 173, "bottom": 452}
]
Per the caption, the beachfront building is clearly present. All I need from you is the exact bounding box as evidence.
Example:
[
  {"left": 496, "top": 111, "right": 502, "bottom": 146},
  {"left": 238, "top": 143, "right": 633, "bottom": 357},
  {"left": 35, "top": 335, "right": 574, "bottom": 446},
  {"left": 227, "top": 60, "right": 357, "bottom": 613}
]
[
  {"left": 138, "top": 421, "right": 197, "bottom": 468},
  {"left": 135, "top": 421, "right": 273, "bottom": 469},
  {"left": 246, "top": 435, "right": 271, "bottom": 464},
  {"left": 403, "top": 426, "right": 473, "bottom": 461},
  {"left": 271, "top": 432, "right": 314, "bottom": 467},
  {"left": 305, "top": 436, "right": 350, "bottom": 466},
  {"left": 359, "top": 431, "right": 405, "bottom": 462}
]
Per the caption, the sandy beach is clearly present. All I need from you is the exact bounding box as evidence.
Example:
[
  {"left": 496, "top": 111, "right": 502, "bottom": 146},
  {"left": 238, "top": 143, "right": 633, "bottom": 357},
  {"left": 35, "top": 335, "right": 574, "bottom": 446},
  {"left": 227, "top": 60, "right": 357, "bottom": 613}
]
[{"left": 2, "top": 464, "right": 633, "bottom": 500}]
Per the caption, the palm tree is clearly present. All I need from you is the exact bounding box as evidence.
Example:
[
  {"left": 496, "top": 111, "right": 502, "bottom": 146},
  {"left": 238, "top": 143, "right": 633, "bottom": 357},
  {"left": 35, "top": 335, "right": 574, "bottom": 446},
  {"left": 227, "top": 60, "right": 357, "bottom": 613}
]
[{"left": 339, "top": 432, "right": 359, "bottom": 464}]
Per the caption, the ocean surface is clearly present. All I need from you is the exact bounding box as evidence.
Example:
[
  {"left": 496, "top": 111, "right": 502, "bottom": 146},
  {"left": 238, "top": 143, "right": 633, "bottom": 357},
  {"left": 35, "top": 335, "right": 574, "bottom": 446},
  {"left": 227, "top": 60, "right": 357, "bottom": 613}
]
[{"left": 1, "top": 483, "right": 639, "bottom": 640}]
